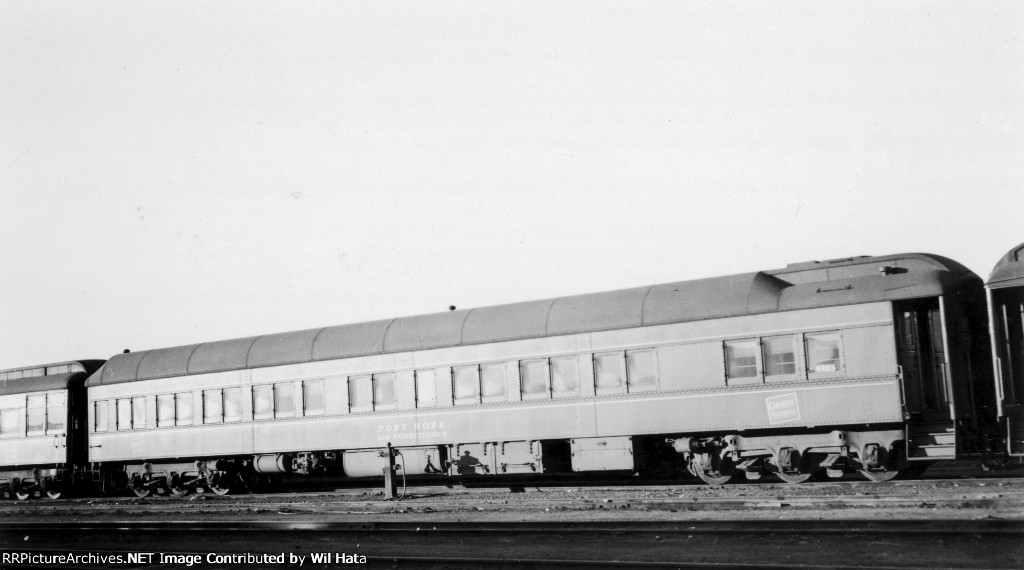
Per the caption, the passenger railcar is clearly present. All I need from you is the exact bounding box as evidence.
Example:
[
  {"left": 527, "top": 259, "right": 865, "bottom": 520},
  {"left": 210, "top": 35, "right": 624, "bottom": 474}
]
[
  {"left": 0, "top": 360, "right": 103, "bottom": 499},
  {"left": 82, "top": 252, "right": 994, "bottom": 495},
  {"left": 987, "top": 243, "right": 1024, "bottom": 456}
]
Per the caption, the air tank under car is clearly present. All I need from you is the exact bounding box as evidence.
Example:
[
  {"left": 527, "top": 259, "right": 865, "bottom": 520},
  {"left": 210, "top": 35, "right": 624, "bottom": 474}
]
[{"left": 986, "top": 243, "right": 1024, "bottom": 456}]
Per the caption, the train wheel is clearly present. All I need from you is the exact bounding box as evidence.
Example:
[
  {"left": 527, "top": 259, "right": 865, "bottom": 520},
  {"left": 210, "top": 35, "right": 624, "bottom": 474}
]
[
  {"left": 207, "top": 472, "right": 232, "bottom": 496},
  {"left": 168, "top": 474, "right": 190, "bottom": 497},
  {"left": 690, "top": 454, "right": 736, "bottom": 486},
  {"left": 859, "top": 468, "right": 901, "bottom": 482},
  {"left": 774, "top": 471, "right": 814, "bottom": 484},
  {"left": 44, "top": 481, "right": 64, "bottom": 500},
  {"left": 130, "top": 475, "right": 151, "bottom": 498},
  {"left": 11, "top": 479, "right": 31, "bottom": 500}
]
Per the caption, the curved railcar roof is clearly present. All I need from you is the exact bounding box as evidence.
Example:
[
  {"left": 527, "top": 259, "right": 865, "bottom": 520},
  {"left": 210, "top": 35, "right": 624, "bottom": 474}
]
[
  {"left": 0, "top": 360, "right": 105, "bottom": 396},
  {"left": 988, "top": 243, "right": 1024, "bottom": 289},
  {"left": 87, "top": 252, "right": 979, "bottom": 386}
]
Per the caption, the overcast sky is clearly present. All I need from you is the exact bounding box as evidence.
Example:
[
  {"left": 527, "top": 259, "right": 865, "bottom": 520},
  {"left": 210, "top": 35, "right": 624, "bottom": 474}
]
[{"left": 1, "top": 1, "right": 1021, "bottom": 370}]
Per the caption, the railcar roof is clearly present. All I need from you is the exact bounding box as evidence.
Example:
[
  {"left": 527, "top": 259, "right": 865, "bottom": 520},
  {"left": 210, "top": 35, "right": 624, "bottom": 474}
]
[
  {"left": 87, "top": 252, "right": 979, "bottom": 386},
  {"left": 0, "top": 360, "right": 104, "bottom": 396},
  {"left": 988, "top": 243, "right": 1024, "bottom": 289}
]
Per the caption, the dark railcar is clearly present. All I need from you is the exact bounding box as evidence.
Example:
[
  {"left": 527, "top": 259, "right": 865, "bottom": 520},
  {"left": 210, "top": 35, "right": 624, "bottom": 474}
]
[{"left": 987, "top": 243, "right": 1024, "bottom": 456}]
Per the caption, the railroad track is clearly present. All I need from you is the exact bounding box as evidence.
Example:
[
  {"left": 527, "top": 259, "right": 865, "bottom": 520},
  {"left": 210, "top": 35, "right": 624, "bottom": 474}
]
[
  {"left": 3, "top": 475, "right": 1021, "bottom": 503},
  {"left": 2, "top": 491, "right": 1023, "bottom": 517},
  {"left": 1, "top": 520, "right": 1021, "bottom": 569}
]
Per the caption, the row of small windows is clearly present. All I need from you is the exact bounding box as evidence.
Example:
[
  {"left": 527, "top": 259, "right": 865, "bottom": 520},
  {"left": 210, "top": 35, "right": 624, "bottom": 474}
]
[
  {"left": 0, "top": 393, "right": 66, "bottom": 439},
  {"left": 352, "top": 350, "right": 658, "bottom": 412},
  {"left": 725, "top": 332, "right": 842, "bottom": 382},
  {"left": 86, "top": 334, "right": 846, "bottom": 430},
  {"left": 93, "top": 381, "right": 326, "bottom": 432}
]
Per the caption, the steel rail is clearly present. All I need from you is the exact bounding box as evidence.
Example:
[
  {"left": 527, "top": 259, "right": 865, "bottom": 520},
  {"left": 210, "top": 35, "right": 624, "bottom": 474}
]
[
  {"left": 3, "top": 519, "right": 1022, "bottom": 533},
  {"left": 3, "top": 491, "right": 1021, "bottom": 513}
]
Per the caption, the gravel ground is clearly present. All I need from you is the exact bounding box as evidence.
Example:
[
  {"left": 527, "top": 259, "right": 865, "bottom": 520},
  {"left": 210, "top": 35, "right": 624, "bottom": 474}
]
[{"left": 3, "top": 472, "right": 1022, "bottom": 523}]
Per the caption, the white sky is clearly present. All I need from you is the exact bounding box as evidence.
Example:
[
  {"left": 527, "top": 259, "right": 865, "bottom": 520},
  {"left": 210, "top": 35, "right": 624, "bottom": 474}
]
[{"left": 1, "top": 2, "right": 1022, "bottom": 370}]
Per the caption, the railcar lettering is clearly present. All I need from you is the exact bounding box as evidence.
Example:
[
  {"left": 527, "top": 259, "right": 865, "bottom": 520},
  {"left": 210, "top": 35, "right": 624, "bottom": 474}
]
[{"left": 765, "top": 393, "right": 801, "bottom": 425}]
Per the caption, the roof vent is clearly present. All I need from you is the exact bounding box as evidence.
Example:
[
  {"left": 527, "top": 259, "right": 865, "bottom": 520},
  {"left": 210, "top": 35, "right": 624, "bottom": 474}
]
[{"left": 879, "top": 266, "right": 907, "bottom": 276}]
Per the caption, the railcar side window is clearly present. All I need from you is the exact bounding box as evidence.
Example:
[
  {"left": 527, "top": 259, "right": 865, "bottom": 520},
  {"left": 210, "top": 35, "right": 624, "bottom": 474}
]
[
  {"left": 415, "top": 369, "right": 438, "bottom": 408},
  {"left": 0, "top": 409, "right": 21, "bottom": 438},
  {"left": 95, "top": 400, "right": 111, "bottom": 432},
  {"left": 520, "top": 359, "right": 550, "bottom": 400},
  {"left": 223, "top": 388, "right": 243, "bottom": 422},
  {"left": 274, "top": 382, "right": 295, "bottom": 418},
  {"left": 725, "top": 340, "right": 759, "bottom": 381},
  {"left": 204, "top": 390, "right": 223, "bottom": 424},
  {"left": 372, "top": 374, "right": 396, "bottom": 410},
  {"left": 480, "top": 363, "right": 507, "bottom": 403},
  {"left": 157, "top": 395, "right": 174, "bottom": 427},
  {"left": 117, "top": 398, "right": 132, "bottom": 431},
  {"left": 550, "top": 356, "right": 580, "bottom": 397},
  {"left": 763, "top": 336, "right": 797, "bottom": 376},
  {"left": 805, "top": 332, "right": 842, "bottom": 374},
  {"left": 594, "top": 352, "right": 626, "bottom": 394},
  {"left": 348, "top": 375, "right": 372, "bottom": 413},
  {"left": 27, "top": 394, "right": 45, "bottom": 436},
  {"left": 253, "top": 385, "right": 274, "bottom": 419},
  {"left": 453, "top": 366, "right": 481, "bottom": 405},
  {"left": 303, "top": 380, "right": 326, "bottom": 416},
  {"left": 626, "top": 349, "right": 658, "bottom": 392},
  {"left": 176, "top": 393, "right": 194, "bottom": 426},
  {"left": 132, "top": 397, "right": 146, "bottom": 429},
  {"left": 46, "top": 393, "right": 65, "bottom": 434}
]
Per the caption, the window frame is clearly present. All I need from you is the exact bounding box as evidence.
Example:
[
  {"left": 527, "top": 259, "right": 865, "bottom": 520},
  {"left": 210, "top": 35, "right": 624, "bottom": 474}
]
[
  {"left": 95, "top": 400, "right": 112, "bottom": 432},
  {"left": 804, "top": 331, "right": 844, "bottom": 379},
  {"left": 223, "top": 388, "right": 243, "bottom": 423},
  {"left": 156, "top": 394, "right": 175, "bottom": 427},
  {"left": 45, "top": 392, "right": 65, "bottom": 434},
  {"left": 625, "top": 349, "right": 659, "bottom": 393},
  {"left": 303, "top": 380, "right": 326, "bottom": 416},
  {"left": 371, "top": 373, "right": 397, "bottom": 411},
  {"left": 519, "top": 358, "right": 551, "bottom": 400},
  {"left": 549, "top": 355, "right": 580, "bottom": 398},
  {"left": 203, "top": 389, "right": 224, "bottom": 424},
  {"left": 415, "top": 369, "right": 438, "bottom": 409},
  {"left": 175, "top": 392, "right": 194, "bottom": 426},
  {"left": 252, "top": 384, "right": 275, "bottom": 420},
  {"left": 117, "top": 398, "right": 133, "bottom": 431},
  {"left": 348, "top": 375, "right": 373, "bottom": 413},
  {"left": 273, "top": 382, "right": 296, "bottom": 418},
  {"left": 0, "top": 408, "right": 22, "bottom": 439},
  {"left": 132, "top": 397, "right": 147, "bottom": 430},
  {"left": 593, "top": 352, "right": 627, "bottom": 395},
  {"left": 452, "top": 365, "right": 482, "bottom": 406},
  {"left": 480, "top": 363, "right": 507, "bottom": 404},
  {"left": 724, "top": 338, "right": 762, "bottom": 385},
  {"left": 26, "top": 394, "right": 46, "bottom": 436},
  {"left": 762, "top": 334, "right": 799, "bottom": 381}
]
